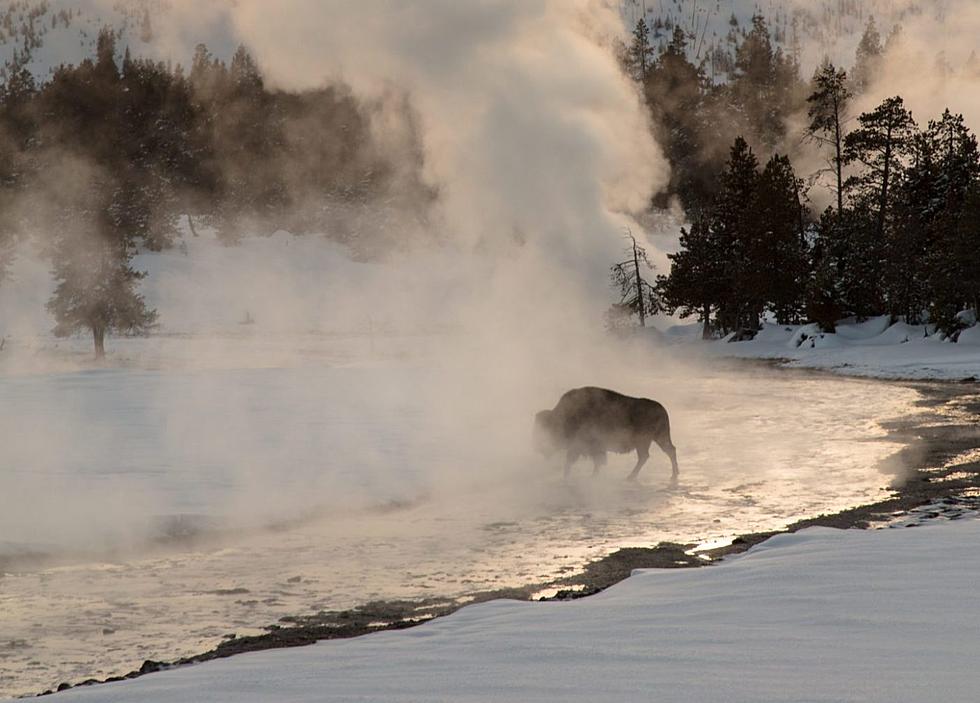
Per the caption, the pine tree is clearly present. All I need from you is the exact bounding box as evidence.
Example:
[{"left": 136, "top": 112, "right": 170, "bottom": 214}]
[
  {"left": 645, "top": 26, "right": 714, "bottom": 212},
  {"left": 852, "top": 16, "right": 882, "bottom": 93},
  {"left": 950, "top": 184, "right": 980, "bottom": 323},
  {"left": 843, "top": 96, "right": 917, "bottom": 285},
  {"left": 729, "top": 15, "right": 803, "bottom": 149},
  {"left": 47, "top": 223, "right": 157, "bottom": 360},
  {"left": 714, "top": 137, "right": 760, "bottom": 332},
  {"left": 921, "top": 110, "right": 980, "bottom": 331},
  {"left": 751, "top": 154, "right": 808, "bottom": 324},
  {"left": 806, "top": 61, "right": 851, "bottom": 217},
  {"left": 886, "top": 131, "right": 934, "bottom": 322},
  {"left": 806, "top": 208, "right": 846, "bottom": 331},
  {"left": 0, "top": 49, "right": 36, "bottom": 288},
  {"left": 658, "top": 213, "right": 725, "bottom": 338},
  {"left": 627, "top": 19, "right": 655, "bottom": 82}
]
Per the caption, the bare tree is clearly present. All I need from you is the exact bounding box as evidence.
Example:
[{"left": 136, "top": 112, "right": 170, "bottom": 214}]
[{"left": 610, "top": 229, "right": 660, "bottom": 328}]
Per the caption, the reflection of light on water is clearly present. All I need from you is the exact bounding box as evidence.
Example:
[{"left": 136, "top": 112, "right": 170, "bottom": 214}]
[
  {"left": 932, "top": 471, "right": 978, "bottom": 483},
  {"left": 686, "top": 536, "right": 736, "bottom": 554},
  {"left": 0, "top": 369, "right": 921, "bottom": 698},
  {"left": 949, "top": 448, "right": 980, "bottom": 468}
]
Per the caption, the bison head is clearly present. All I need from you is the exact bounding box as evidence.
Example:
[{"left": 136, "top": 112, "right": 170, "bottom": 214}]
[{"left": 533, "top": 409, "right": 559, "bottom": 457}]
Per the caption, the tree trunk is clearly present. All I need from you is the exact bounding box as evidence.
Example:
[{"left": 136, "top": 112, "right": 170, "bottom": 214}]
[
  {"left": 834, "top": 96, "right": 844, "bottom": 217},
  {"left": 632, "top": 239, "right": 645, "bottom": 327},
  {"left": 702, "top": 304, "right": 712, "bottom": 339},
  {"left": 187, "top": 213, "right": 199, "bottom": 237},
  {"left": 877, "top": 126, "right": 893, "bottom": 250},
  {"left": 93, "top": 325, "right": 106, "bottom": 360}
]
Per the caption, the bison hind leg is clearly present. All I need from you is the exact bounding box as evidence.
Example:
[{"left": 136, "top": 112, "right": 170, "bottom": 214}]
[{"left": 655, "top": 437, "right": 679, "bottom": 483}]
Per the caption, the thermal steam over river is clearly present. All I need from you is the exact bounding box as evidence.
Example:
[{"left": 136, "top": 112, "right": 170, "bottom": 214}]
[{"left": 0, "top": 337, "right": 917, "bottom": 697}]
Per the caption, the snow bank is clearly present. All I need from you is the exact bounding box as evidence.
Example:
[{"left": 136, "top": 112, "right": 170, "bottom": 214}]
[
  {"left": 833, "top": 315, "right": 893, "bottom": 341},
  {"left": 959, "top": 325, "right": 980, "bottom": 346},
  {"left": 53, "top": 519, "right": 980, "bottom": 702},
  {"left": 704, "top": 318, "right": 980, "bottom": 380}
]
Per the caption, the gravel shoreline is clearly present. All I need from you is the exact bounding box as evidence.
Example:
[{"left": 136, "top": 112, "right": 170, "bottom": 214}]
[{"left": 35, "top": 373, "right": 980, "bottom": 698}]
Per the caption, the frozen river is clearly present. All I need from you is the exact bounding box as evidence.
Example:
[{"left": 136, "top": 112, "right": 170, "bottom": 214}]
[{"left": 0, "top": 337, "right": 919, "bottom": 698}]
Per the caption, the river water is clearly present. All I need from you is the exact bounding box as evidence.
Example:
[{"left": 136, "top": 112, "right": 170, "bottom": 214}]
[{"left": 0, "top": 338, "right": 919, "bottom": 698}]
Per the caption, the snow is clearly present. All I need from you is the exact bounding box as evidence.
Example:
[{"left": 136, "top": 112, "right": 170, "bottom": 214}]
[
  {"left": 699, "top": 319, "right": 980, "bottom": 380},
  {"left": 51, "top": 518, "right": 980, "bottom": 702},
  {"left": 958, "top": 325, "right": 980, "bottom": 346}
]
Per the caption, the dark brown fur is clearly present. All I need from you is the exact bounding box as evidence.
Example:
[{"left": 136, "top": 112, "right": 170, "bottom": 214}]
[{"left": 534, "top": 387, "right": 678, "bottom": 481}]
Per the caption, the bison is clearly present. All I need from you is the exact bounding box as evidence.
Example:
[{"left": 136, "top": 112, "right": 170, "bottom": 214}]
[{"left": 534, "top": 386, "right": 678, "bottom": 482}]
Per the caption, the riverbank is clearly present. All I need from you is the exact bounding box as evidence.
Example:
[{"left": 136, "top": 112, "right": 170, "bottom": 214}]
[{"left": 34, "top": 375, "right": 980, "bottom": 699}]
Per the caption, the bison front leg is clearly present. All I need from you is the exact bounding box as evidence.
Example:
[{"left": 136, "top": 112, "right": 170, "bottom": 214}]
[
  {"left": 590, "top": 451, "right": 607, "bottom": 477},
  {"left": 626, "top": 445, "right": 649, "bottom": 481}
]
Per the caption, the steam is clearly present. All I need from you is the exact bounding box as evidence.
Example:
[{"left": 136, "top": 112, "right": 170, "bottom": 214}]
[
  {"left": 849, "top": 1, "right": 980, "bottom": 127},
  {"left": 150, "top": 0, "right": 666, "bottom": 292},
  {"left": 0, "top": 0, "right": 676, "bottom": 559},
  {"left": 784, "top": 0, "right": 979, "bottom": 206}
]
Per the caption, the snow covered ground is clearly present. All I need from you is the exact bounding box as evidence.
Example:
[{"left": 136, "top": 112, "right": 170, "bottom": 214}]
[
  {"left": 51, "top": 517, "right": 980, "bottom": 703},
  {"left": 664, "top": 316, "right": 980, "bottom": 381}
]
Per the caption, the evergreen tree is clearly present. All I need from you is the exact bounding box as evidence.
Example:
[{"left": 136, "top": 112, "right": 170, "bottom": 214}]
[
  {"left": 0, "top": 49, "right": 36, "bottom": 287},
  {"left": 885, "top": 131, "right": 934, "bottom": 321},
  {"left": 47, "top": 221, "right": 157, "bottom": 359},
  {"left": 843, "top": 96, "right": 917, "bottom": 291},
  {"left": 949, "top": 184, "right": 980, "bottom": 323},
  {"left": 713, "top": 136, "right": 760, "bottom": 332},
  {"left": 921, "top": 110, "right": 980, "bottom": 331},
  {"left": 729, "top": 15, "right": 803, "bottom": 149},
  {"left": 852, "top": 16, "right": 882, "bottom": 93},
  {"left": 627, "top": 19, "right": 655, "bottom": 82},
  {"left": 806, "top": 60, "right": 851, "bottom": 217},
  {"left": 751, "top": 154, "right": 808, "bottom": 324},
  {"left": 806, "top": 208, "right": 846, "bottom": 331},
  {"left": 658, "top": 213, "right": 725, "bottom": 338},
  {"left": 643, "top": 26, "right": 715, "bottom": 211}
]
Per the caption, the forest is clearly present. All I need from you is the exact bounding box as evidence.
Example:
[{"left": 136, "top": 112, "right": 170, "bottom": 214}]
[
  {"left": 622, "top": 15, "right": 980, "bottom": 339},
  {"left": 0, "top": 28, "right": 428, "bottom": 356},
  {"left": 1, "top": 11, "right": 979, "bottom": 356}
]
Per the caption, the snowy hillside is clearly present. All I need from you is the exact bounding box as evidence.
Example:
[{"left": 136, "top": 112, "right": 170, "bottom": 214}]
[
  {"left": 620, "top": 0, "right": 948, "bottom": 78},
  {"left": 0, "top": 0, "right": 238, "bottom": 80},
  {"left": 0, "top": 1, "right": 947, "bottom": 83}
]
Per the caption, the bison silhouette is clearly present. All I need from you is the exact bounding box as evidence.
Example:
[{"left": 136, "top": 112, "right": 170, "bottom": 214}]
[{"left": 534, "top": 387, "right": 678, "bottom": 482}]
